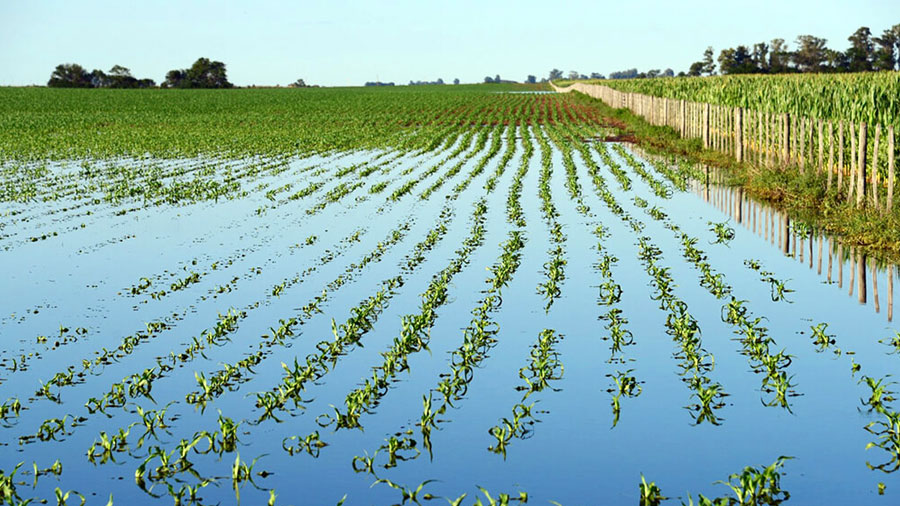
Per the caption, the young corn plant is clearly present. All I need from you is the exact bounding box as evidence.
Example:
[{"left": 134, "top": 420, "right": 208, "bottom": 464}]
[
  {"left": 708, "top": 221, "right": 735, "bottom": 245},
  {"left": 639, "top": 475, "right": 666, "bottom": 506},
  {"left": 607, "top": 370, "right": 642, "bottom": 427}
]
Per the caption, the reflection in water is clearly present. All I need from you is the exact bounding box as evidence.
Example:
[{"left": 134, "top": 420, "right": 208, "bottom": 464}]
[{"left": 687, "top": 165, "right": 896, "bottom": 321}]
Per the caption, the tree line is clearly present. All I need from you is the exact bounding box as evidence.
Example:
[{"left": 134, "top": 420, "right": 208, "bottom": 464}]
[
  {"left": 692, "top": 24, "right": 900, "bottom": 76},
  {"left": 47, "top": 57, "right": 233, "bottom": 88},
  {"left": 551, "top": 23, "right": 900, "bottom": 81}
]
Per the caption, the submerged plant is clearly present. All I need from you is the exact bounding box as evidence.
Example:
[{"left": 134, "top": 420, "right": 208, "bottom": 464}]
[{"left": 708, "top": 221, "right": 735, "bottom": 245}]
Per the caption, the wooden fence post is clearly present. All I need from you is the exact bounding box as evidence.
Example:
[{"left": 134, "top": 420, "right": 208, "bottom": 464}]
[
  {"left": 873, "top": 125, "right": 881, "bottom": 209},
  {"left": 664, "top": 98, "right": 669, "bottom": 128},
  {"left": 679, "top": 100, "right": 686, "bottom": 137},
  {"left": 735, "top": 107, "right": 743, "bottom": 162},
  {"left": 818, "top": 119, "right": 824, "bottom": 175},
  {"left": 827, "top": 121, "right": 834, "bottom": 190},
  {"left": 838, "top": 121, "right": 844, "bottom": 191},
  {"left": 782, "top": 113, "right": 790, "bottom": 166},
  {"left": 703, "top": 103, "right": 710, "bottom": 149},
  {"left": 848, "top": 122, "right": 857, "bottom": 203},
  {"left": 799, "top": 117, "right": 806, "bottom": 172},
  {"left": 857, "top": 122, "right": 867, "bottom": 210},
  {"left": 758, "top": 111, "right": 763, "bottom": 165},
  {"left": 889, "top": 126, "right": 895, "bottom": 211}
]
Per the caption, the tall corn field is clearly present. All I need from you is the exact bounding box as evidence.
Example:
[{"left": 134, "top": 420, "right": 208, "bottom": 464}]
[{"left": 590, "top": 73, "right": 900, "bottom": 130}]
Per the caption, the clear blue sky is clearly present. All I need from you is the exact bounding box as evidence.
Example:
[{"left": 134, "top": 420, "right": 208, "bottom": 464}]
[{"left": 1, "top": 0, "right": 897, "bottom": 86}]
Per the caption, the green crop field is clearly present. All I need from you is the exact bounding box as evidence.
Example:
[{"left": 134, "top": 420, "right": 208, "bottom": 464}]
[
  {"left": 0, "top": 84, "right": 898, "bottom": 505},
  {"left": 559, "top": 72, "right": 900, "bottom": 128}
]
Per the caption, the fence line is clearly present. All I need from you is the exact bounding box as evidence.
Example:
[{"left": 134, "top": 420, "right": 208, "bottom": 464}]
[{"left": 551, "top": 81, "right": 897, "bottom": 213}]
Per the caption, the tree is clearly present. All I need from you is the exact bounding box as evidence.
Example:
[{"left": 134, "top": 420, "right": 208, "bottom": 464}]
[
  {"left": 90, "top": 69, "right": 110, "bottom": 88},
  {"left": 687, "top": 61, "right": 704, "bottom": 76},
  {"left": 873, "top": 24, "right": 900, "bottom": 70},
  {"left": 494, "top": 74, "right": 501, "bottom": 83},
  {"left": 751, "top": 42, "right": 769, "bottom": 73},
  {"left": 163, "top": 58, "right": 233, "bottom": 88},
  {"left": 824, "top": 48, "right": 849, "bottom": 72},
  {"left": 567, "top": 70, "right": 579, "bottom": 80},
  {"left": 289, "top": 78, "right": 308, "bottom": 88},
  {"left": 548, "top": 68, "right": 563, "bottom": 80},
  {"left": 163, "top": 69, "right": 187, "bottom": 88},
  {"left": 719, "top": 45, "right": 757, "bottom": 74},
  {"left": 590, "top": 72, "right": 605, "bottom": 79},
  {"left": 769, "top": 38, "right": 791, "bottom": 73},
  {"left": 47, "top": 63, "right": 92, "bottom": 87},
  {"left": 609, "top": 68, "right": 639, "bottom": 79},
  {"left": 188, "top": 58, "right": 232, "bottom": 88},
  {"left": 108, "top": 65, "right": 132, "bottom": 78},
  {"left": 453, "top": 78, "right": 460, "bottom": 85},
  {"left": 646, "top": 69, "right": 660, "bottom": 78},
  {"left": 525, "top": 75, "right": 536, "bottom": 84},
  {"left": 105, "top": 65, "right": 145, "bottom": 88},
  {"left": 484, "top": 76, "right": 494, "bottom": 83},
  {"left": 793, "top": 35, "right": 828, "bottom": 72},
  {"left": 661, "top": 68, "right": 674, "bottom": 77},
  {"left": 701, "top": 46, "right": 716, "bottom": 75},
  {"left": 846, "top": 26, "right": 874, "bottom": 72}
]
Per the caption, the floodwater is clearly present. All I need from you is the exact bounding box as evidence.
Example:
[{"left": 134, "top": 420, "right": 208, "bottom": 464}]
[{"left": 0, "top": 129, "right": 897, "bottom": 505}]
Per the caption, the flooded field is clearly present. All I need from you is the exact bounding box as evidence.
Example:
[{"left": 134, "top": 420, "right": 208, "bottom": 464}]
[{"left": 1, "top": 91, "right": 898, "bottom": 505}]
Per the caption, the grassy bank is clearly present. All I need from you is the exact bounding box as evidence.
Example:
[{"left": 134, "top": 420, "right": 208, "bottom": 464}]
[{"left": 567, "top": 90, "right": 900, "bottom": 261}]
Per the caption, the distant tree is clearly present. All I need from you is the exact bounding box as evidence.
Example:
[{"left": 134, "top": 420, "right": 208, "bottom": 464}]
[
  {"left": 163, "top": 58, "right": 232, "bottom": 88},
  {"left": 687, "top": 46, "right": 716, "bottom": 76},
  {"left": 719, "top": 45, "right": 757, "bottom": 74},
  {"left": 163, "top": 70, "right": 187, "bottom": 88},
  {"left": 453, "top": 78, "right": 460, "bottom": 85},
  {"left": 873, "top": 25, "right": 900, "bottom": 70},
  {"left": 525, "top": 75, "right": 536, "bottom": 84},
  {"left": 484, "top": 76, "right": 494, "bottom": 83},
  {"left": 646, "top": 69, "right": 660, "bottom": 78},
  {"left": 824, "top": 48, "right": 849, "bottom": 72},
  {"left": 846, "top": 26, "right": 874, "bottom": 72},
  {"left": 701, "top": 46, "right": 716, "bottom": 75},
  {"left": 608, "top": 68, "right": 639, "bottom": 79},
  {"left": 105, "top": 65, "right": 149, "bottom": 88},
  {"left": 47, "top": 63, "right": 92, "bottom": 87},
  {"left": 687, "top": 62, "right": 704, "bottom": 76},
  {"left": 494, "top": 74, "right": 501, "bottom": 83},
  {"left": 409, "top": 78, "right": 446, "bottom": 86},
  {"left": 109, "top": 65, "right": 131, "bottom": 78},
  {"left": 289, "top": 78, "right": 308, "bottom": 88},
  {"left": 769, "top": 38, "right": 791, "bottom": 73},
  {"left": 567, "top": 70, "right": 579, "bottom": 80},
  {"left": 188, "top": 58, "right": 232, "bottom": 88},
  {"left": 677, "top": 71, "right": 687, "bottom": 77},
  {"left": 548, "top": 68, "right": 563, "bottom": 80},
  {"left": 722, "top": 47, "right": 742, "bottom": 73},
  {"left": 89, "top": 69, "right": 110, "bottom": 88},
  {"left": 793, "top": 35, "right": 828, "bottom": 72},
  {"left": 751, "top": 43, "right": 769, "bottom": 73},
  {"left": 661, "top": 68, "right": 674, "bottom": 77},
  {"left": 590, "top": 72, "right": 605, "bottom": 79}
]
